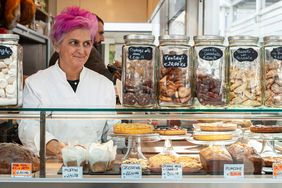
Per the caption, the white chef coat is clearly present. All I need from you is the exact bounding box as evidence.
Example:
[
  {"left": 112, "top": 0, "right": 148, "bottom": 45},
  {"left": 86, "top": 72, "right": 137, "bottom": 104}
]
[{"left": 18, "top": 63, "right": 116, "bottom": 154}]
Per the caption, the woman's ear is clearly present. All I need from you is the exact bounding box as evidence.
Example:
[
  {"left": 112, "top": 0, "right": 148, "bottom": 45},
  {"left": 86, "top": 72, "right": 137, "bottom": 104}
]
[{"left": 53, "top": 43, "right": 60, "bottom": 53}]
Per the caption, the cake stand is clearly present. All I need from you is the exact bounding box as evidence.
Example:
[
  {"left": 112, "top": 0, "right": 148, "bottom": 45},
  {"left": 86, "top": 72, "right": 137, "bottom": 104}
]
[
  {"left": 158, "top": 134, "right": 191, "bottom": 155},
  {"left": 186, "top": 137, "right": 239, "bottom": 146},
  {"left": 111, "top": 133, "right": 159, "bottom": 160}
]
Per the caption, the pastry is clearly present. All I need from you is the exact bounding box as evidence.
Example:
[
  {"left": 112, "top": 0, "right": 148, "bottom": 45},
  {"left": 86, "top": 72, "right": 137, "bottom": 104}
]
[
  {"left": 197, "top": 122, "right": 237, "bottom": 132},
  {"left": 154, "top": 126, "right": 187, "bottom": 135},
  {"left": 227, "top": 142, "right": 263, "bottom": 174},
  {"left": 199, "top": 145, "right": 233, "bottom": 174},
  {"left": 122, "top": 158, "right": 148, "bottom": 170},
  {"left": 176, "top": 156, "right": 202, "bottom": 173},
  {"left": 193, "top": 132, "right": 233, "bottom": 141},
  {"left": 0, "top": 143, "right": 40, "bottom": 174},
  {"left": 148, "top": 154, "right": 177, "bottom": 172},
  {"left": 114, "top": 123, "right": 154, "bottom": 134},
  {"left": 250, "top": 125, "right": 282, "bottom": 133},
  {"left": 262, "top": 156, "right": 282, "bottom": 167}
]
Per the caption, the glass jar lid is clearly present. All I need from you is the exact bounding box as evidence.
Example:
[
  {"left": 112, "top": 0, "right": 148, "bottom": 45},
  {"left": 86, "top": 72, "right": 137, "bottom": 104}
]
[
  {"left": 0, "top": 34, "right": 19, "bottom": 41},
  {"left": 124, "top": 34, "right": 155, "bottom": 43},
  {"left": 159, "top": 35, "right": 189, "bottom": 45},
  {"left": 263, "top": 35, "right": 282, "bottom": 45},
  {"left": 228, "top": 35, "right": 258, "bottom": 45},
  {"left": 194, "top": 35, "right": 224, "bottom": 44}
]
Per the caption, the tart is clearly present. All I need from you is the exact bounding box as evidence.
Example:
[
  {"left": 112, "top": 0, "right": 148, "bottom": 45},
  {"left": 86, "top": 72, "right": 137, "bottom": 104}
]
[
  {"left": 114, "top": 123, "right": 154, "bottom": 134},
  {"left": 250, "top": 125, "right": 282, "bottom": 133},
  {"left": 197, "top": 122, "right": 237, "bottom": 132},
  {"left": 193, "top": 132, "right": 233, "bottom": 141},
  {"left": 154, "top": 126, "right": 187, "bottom": 135}
]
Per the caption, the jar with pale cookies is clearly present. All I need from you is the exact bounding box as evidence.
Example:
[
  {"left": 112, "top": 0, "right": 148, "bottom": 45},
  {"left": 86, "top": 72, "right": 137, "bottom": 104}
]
[
  {"left": 262, "top": 36, "right": 282, "bottom": 107},
  {"left": 227, "top": 36, "right": 262, "bottom": 107},
  {"left": 158, "top": 35, "right": 192, "bottom": 107}
]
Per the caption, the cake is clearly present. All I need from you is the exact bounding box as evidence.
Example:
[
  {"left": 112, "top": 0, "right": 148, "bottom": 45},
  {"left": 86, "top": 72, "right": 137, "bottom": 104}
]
[
  {"left": 227, "top": 142, "right": 263, "bottom": 174},
  {"left": 122, "top": 158, "right": 148, "bottom": 170},
  {"left": 0, "top": 143, "right": 40, "bottom": 174},
  {"left": 193, "top": 132, "right": 233, "bottom": 141},
  {"left": 176, "top": 156, "right": 203, "bottom": 173},
  {"left": 114, "top": 123, "right": 154, "bottom": 134},
  {"left": 88, "top": 140, "right": 117, "bottom": 172},
  {"left": 250, "top": 125, "right": 282, "bottom": 133},
  {"left": 62, "top": 145, "right": 87, "bottom": 167},
  {"left": 197, "top": 122, "right": 237, "bottom": 132},
  {"left": 199, "top": 146, "right": 233, "bottom": 174},
  {"left": 154, "top": 126, "right": 187, "bottom": 135},
  {"left": 148, "top": 154, "right": 177, "bottom": 172},
  {"left": 262, "top": 156, "right": 282, "bottom": 167}
]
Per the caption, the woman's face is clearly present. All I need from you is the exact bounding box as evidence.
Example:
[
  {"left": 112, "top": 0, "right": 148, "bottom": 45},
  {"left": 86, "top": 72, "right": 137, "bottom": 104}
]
[{"left": 56, "top": 28, "right": 93, "bottom": 71}]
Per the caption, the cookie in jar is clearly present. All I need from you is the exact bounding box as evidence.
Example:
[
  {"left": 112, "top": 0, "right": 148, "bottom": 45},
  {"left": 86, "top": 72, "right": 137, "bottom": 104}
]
[
  {"left": 158, "top": 35, "right": 192, "bottom": 107},
  {"left": 262, "top": 36, "right": 282, "bottom": 107},
  {"left": 122, "top": 34, "right": 156, "bottom": 107},
  {"left": 193, "top": 35, "right": 227, "bottom": 107},
  {"left": 228, "top": 36, "right": 262, "bottom": 107}
]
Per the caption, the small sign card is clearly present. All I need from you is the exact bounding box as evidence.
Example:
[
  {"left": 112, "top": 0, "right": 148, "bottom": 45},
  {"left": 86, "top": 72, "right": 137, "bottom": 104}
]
[
  {"left": 224, "top": 164, "right": 244, "bottom": 178},
  {"left": 62, "top": 166, "right": 83, "bottom": 179},
  {"left": 11, "top": 163, "right": 32, "bottom": 178},
  {"left": 121, "top": 164, "right": 142, "bottom": 179},
  {"left": 273, "top": 162, "right": 282, "bottom": 178},
  {"left": 162, "top": 164, "right": 182, "bottom": 180}
]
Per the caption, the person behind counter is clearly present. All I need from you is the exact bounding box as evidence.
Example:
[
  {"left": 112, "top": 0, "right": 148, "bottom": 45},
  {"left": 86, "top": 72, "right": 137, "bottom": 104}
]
[
  {"left": 18, "top": 6, "right": 116, "bottom": 159},
  {"left": 48, "top": 14, "right": 121, "bottom": 83}
]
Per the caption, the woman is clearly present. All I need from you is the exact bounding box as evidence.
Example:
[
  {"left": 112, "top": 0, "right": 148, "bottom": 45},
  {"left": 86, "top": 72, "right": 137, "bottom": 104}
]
[{"left": 18, "top": 7, "right": 116, "bottom": 159}]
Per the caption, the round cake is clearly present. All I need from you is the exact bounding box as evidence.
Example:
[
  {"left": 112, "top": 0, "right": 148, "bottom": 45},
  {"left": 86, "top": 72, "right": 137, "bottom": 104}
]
[
  {"left": 250, "top": 125, "right": 282, "bottom": 133},
  {"left": 114, "top": 123, "right": 154, "bottom": 134},
  {"left": 193, "top": 133, "right": 233, "bottom": 141},
  {"left": 154, "top": 126, "right": 187, "bottom": 135},
  {"left": 198, "top": 123, "right": 237, "bottom": 132}
]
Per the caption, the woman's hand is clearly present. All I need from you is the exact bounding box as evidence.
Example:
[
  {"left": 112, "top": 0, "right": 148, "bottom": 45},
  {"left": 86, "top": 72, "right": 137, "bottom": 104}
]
[{"left": 46, "top": 139, "right": 65, "bottom": 160}]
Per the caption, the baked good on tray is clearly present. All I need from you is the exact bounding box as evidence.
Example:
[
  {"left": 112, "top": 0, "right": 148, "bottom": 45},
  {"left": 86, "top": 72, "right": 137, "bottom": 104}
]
[
  {"left": 122, "top": 158, "right": 148, "bottom": 170},
  {"left": 176, "top": 156, "right": 203, "bottom": 173},
  {"left": 0, "top": 143, "right": 40, "bottom": 174},
  {"left": 250, "top": 125, "right": 282, "bottom": 133},
  {"left": 227, "top": 142, "right": 263, "bottom": 174},
  {"left": 114, "top": 123, "right": 154, "bottom": 134},
  {"left": 148, "top": 154, "right": 177, "bottom": 172},
  {"left": 154, "top": 126, "right": 187, "bottom": 135},
  {"left": 62, "top": 145, "right": 87, "bottom": 167},
  {"left": 197, "top": 122, "right": 237, "bottom": 132},
  {"left": 262, "top": 156, "right": 282, "bottom": 167},
  {"left": 199, "top": 145, "right": 233, "bottom": 174},
  {"left": 193, "top": 132, "right": 233, "bottom": 141}
]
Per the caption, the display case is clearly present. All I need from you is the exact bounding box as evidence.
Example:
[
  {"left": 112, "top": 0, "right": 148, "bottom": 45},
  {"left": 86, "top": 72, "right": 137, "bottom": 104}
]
[{"left": 0, "top": 107, "right": 282, "bottom": 188}]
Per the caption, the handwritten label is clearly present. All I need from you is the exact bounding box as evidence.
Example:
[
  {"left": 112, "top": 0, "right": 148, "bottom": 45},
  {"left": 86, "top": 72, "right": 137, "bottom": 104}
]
[
  {"left": 62, "top": 167, "right": 83, "bottom": 179},
  {"left": 199, "top": 47, "right": 223, "bottom": 61},
  {"left": 11, "top": 163, "right": 32, "bottom": 178},
  {"left": 233, "top": 48, "right": 258, "bottom": 62},
  {"left": 0, "top": 45, "right": 13, "bottom": 59},
  {"left": 163, "top": 54, "right": 188, "bottom": 68},
  {"left": 162, "top": 164, "right": 182, "bottom": 180},
  {"left": 273, "top": 162, "right": 282, "bottom": 178},
  {"left": 121, "top": 164, "right": 142, "bottom": 179},
  {"left": 270, "top": 47, "right": 282, "bottom": 60},
  {"left": 128, "top": 47, "right": 153, "bottom": 60},
  {"left": 224, "top": 164, "right": 244, "bottom": 179}
]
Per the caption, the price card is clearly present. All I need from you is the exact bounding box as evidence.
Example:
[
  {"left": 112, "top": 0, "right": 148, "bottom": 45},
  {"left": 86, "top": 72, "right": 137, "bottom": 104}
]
[
  {"left": 121, "top": 164, "right": 142, "bottom": 179},
  {"left": 11, "top": 163, "right": 32, "bottom": 178},
  {"left": 224, "top": 164, "right": 244, "bottom": 179},
  {"left": 273, "top": 162, "right": 282, "bottom": 178},
  {"left": 62, "top": 167, "right": 83, "bottom": 179},
  {"left": 162, "top": 164, "right": 182, "bottom": 180}
]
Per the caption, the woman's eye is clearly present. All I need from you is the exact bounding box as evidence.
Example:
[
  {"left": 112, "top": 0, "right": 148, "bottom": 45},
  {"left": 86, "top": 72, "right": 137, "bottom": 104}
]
[
  {"left": 69, "top": 40, "right": 79, "bottom": 46},
  {"left": 83, "top": 41, "right": 91, "bottom": 48}
]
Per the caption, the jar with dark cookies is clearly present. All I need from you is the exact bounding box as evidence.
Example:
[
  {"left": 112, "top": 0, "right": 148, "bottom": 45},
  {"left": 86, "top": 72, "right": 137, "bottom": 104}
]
[
  {"left": 228, "top": 36, "right": 262, "bottom": 107},
  {"left": 122, "top": 34, "right": 156, "bottom": 107},
  {"left": 262, "top": 36, "right": 282, "bottom": 107},
  {"left": 158, "top": 35, "right": 192, "bottom": 107},
  {"left": 193, "top": 35, "right": 227, "bottom": 107}
]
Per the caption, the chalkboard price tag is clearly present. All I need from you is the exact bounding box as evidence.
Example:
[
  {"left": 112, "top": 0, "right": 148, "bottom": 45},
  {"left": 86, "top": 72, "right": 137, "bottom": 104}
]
[
  {"left": 163, "top": 54, "right": 188, "bottom": 68},
  {"left": 270, "top": 47, "right": 282, "bottom": 60},
  {"left": 128, "top": 47, "right": 152, "bottom": 60},
  {"left": 199, "top": 47, "right": 223, "bottom": 61},
  {"left": 0, "top": 45, "right": 13, "bottom": 59},
  {"left": 233, "top": 48, "right": 258, "bottom": 62}
]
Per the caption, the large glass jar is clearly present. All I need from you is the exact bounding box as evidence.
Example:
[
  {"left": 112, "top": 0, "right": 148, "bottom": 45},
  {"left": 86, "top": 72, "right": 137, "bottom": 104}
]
[
  {"left": 0, "top": 34, "right": 22, "bottom": 106},
  {"left": 158, "top": 35, "right": 192, "bottom": 107},
  {"left": 228, "top": 36, "right": 261, "bottom": 107},
  {"left": 262, "top": 36, "right": 282, "bottom": 107},
  {"left": 122, "top": 34, "right": 156, "bottom": 107},
  {"left": 193, "top": 35, "right": 227, "bottom": 107}
]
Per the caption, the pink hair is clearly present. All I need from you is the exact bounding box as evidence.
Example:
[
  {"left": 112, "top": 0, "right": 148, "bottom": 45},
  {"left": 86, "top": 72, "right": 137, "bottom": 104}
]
[{"left": 50, "top": 6, "right": 98, "bottom": 44}]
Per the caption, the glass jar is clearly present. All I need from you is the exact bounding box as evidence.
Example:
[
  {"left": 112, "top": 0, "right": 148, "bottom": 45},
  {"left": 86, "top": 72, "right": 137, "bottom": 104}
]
[
  {"left": 122, "top": 34, "right": 156, "bottom": 107},
  {"left": 158, "top": 35, "right": 192, "bottom": 107},
  {"left": 193, "top": 35, "right": 227, "bottom": 107},
  {"left": 262, "top": 36, "right": 282, "bottom": 107},
  {"left": 0, "top": 34, "right": 22, "bottom": 106},
  {"left": 228, "top": 36, "right": 261, "bottom": 107}
]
